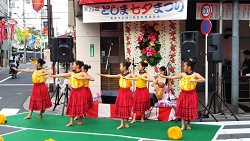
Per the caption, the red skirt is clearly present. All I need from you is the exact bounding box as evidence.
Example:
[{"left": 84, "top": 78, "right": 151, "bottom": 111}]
[
  {"left": 175, "top": 89, "right": 198, "bottom": 120},
  {"left": 132, "top": 87, "right": 151, "bottom": 113},
  {"left": 66, "top": 87, "right": 89, "bottom": 117},
  {"left": 82, "top": 87, "right": 93, "bottom": 110},
  {"left": 29, "top": 83, "right": 52, "bottom": 111},
  {"left": 115, "top": 88, "right": 133, "bottom": 118}
]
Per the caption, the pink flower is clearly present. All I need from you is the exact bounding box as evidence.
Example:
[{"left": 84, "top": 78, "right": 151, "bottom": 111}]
[
  {"left": 147, "top": 52, "right": 152, "bottom": 57},
  {"left": 146, "top": 46, "right": 152, "bottom": 52},
  {"left": 142, "top": 42, "right": 144, "bottom": 45},
  {"left": 148, "top": 34, "right": 156, "bottom": 42},
  {"left": 139, "top": 34, "right": 144, "bottom": 40}
]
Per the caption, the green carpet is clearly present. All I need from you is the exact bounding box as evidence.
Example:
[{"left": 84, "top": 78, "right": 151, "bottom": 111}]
[{"left": 1, "top": 113, "right": 220, "bottom": 141}]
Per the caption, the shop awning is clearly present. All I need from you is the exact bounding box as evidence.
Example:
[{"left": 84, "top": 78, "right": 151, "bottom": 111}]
[{"left": 79, "top": 0, "right": 133, "bottom": 5}]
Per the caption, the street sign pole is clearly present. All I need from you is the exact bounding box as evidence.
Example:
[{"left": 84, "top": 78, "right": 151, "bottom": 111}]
[{"left": 205, "top": 33, "right": 208, "bottom": 105}]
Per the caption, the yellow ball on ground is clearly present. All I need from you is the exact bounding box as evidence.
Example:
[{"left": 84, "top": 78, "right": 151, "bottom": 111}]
[
  {"left": 0, "top": 114, "right": 6, "bottom": 124},
  {"left": 45, "top": 138, "right": 55, "bottom": 141},
  {"left": 0, "top": 136, "right": 4, "bottom": 141},
  {"left": 168, "top": 126, "right": 182, "bottom": 140}
]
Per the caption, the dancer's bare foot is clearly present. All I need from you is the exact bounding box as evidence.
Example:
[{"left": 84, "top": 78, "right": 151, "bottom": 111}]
[
  {"left": 77, "top": 122, "right": 82, "bottom": 125},
  {"left": 180, "top": 127, "right": 185, "bottom": 131},
  {"left": 125, "top": 124, "right": 129, "bottom": 128},
  {"left": 74, "top": 117, "right": 79, "bottom": 120},
  {"left": 130, "top": 120, "right": 136, "bottom": 123},
  {"left": 141, "top": 119, "right": 144, "bottom": 122},
  {"left": 117, "top": 125, "right": 124, "bottom": 129},
  {"left": 66, "top": 123, "right": 73, "bottom": 127},
  {"left": 24, "top": 116, "right": 31, "bottom": 120},
  {"left": 37, "top": 115, "right": 43, "bottom": 119},
  {"left": 186, "top": 126, "right": 191, "bottom": 130}
]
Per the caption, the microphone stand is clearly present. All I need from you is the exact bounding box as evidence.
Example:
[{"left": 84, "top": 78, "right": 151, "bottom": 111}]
[{"left": 105, "top": 43, "right": 113, "bottom": 90}]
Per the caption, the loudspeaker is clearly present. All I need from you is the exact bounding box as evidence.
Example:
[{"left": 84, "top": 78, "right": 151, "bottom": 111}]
[
  {"left": 180, "top": 31, "right": 199, "bottom": 61},
  {"left": 207, "top": 33, "right": 222, "bottom": 62},
  {"left": 50, "top": 37, "right": 74, "bottom": 62}
]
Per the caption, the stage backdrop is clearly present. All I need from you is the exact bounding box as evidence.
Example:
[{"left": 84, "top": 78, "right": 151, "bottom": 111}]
[{"left": 124, "top": 20, "right": 181, "bottom": 95}]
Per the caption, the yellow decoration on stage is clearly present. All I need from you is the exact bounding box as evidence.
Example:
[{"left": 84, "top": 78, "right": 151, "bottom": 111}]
[
  {"left": 32, "top": 72, "right": 46, "bottom": 83},
  {"left": 0, "top": 114, "right": 6, "bottom": 124},
  {"left": 119, "top": 77, "right": 132, "bottom": 88},
  {"left": 168, "top": 126, "right": 182, "bottom": 140},
  {"left": 45, "top": 138, "right": 55, "bottom": 141},
  {"left": 69, "top": 75, "right": 84, "bottom": 88},
  {"left": 136, "top": 76, "right": 147, "bottom": 88},
  {"left": 179, "top": 77, "right": 197, "bottom": 90},
  {"left": 83, "top": 80, "right": 89, "bottom": 87},
  {"left": 0, "top": 136, "right": 4, "bottom": 141}
]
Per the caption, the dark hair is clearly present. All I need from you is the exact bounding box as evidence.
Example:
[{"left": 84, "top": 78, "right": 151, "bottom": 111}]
[
  {"left": 159, "top": 66, "right": 169, "bottom": 85},
  {"left": 243, "top": 50, "right": 250, "bottom": 56},
  {"left": 122, "top": 61, "right": 131, "bottom": 70},
  {"left": 75, "top": 60, "right": 84, "bottom": 69},
  {"left": 37, "top": 58, "right": 46, "bottom": 66},
  {"left": 139, "top": 61, "right": 148, "bottom": 70},
  {"left": 83, "top": 64, "right": 91, "bottom": 72},
  {"left": 184, "top": 60, "right": 197, "bottom": 70}
]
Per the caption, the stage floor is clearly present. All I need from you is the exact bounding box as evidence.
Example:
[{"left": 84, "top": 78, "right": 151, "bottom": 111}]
[{"left": 0, "top": 113, "right": 220, "bottom": 141}]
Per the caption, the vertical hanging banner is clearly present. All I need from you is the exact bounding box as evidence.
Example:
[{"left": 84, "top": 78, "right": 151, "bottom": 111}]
[
  {"left": 9, "top": 20, "right": 16, "bottom": 40},
  {"left": 43, "top": 21, "right": 48, "bottom": 35},
  {"left": 0, "top": 20, "right": 6, "bottom": 43},
  {"left": 32, "top": 0, "right": 44, "bottom": 12},
  {"left": 82, "top": 0, "right": 187, "bottom": 23}
]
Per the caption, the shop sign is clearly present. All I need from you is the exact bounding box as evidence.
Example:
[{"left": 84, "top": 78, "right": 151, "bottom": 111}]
[
  {"left": 196, "top": 3, "right": 250, "bottom": 20},
  {"left": 82, "top": 0, "right": 187, "bottom": 23}
]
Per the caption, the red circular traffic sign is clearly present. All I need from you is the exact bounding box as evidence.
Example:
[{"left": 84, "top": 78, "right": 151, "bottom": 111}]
[
  {"left": 201, "top": 19, "right": 212, "bottom": 34},
  {"left": 201, "top": 4, "right": 212, "bottom": 18}
]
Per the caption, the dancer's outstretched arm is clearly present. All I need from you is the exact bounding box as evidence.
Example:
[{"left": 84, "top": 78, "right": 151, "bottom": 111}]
[
  {"left": 12, "top": 67, "right": 35, "bottom": 73},
  {"left": 140, "top": 73, "right": 153, "bottom": 82},
  {"left": 50, "top": 72, "right": 71, "bottom": 78},
  {"left": 160, "top": 73, "right": 183, "bottom": 79},
  {"left": 96, "top": 73, "right": 121, "bottom": 78}
]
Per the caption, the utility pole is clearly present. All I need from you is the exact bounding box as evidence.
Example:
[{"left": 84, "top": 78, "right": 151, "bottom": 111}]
[{"left": 23, "top": 0, "right": 26, "bottom": 64}]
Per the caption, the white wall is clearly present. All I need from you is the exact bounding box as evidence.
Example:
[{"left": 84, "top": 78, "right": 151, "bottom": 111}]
[{"left": 76, "top": 16, "right": 101, "bottom": 94}]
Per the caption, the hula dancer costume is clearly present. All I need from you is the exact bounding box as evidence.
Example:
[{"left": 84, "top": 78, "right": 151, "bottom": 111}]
[
  {"left": 66, "top": 74, "right": 88, "bottom": 117},
  {"left": 132, "top": 75, "right": 151, "bottom": 113},
  {"left": 175, "top": 77, "right": 198, "bottom": 120},
  {"left": 115, "top": 73, "right": 133, "bottom": 118},
  {"left": 82, "top": 79, "right": 93, "bottom": 110},
  {"left": 29, "top": 71, "right": 52, "bottom": 111}
]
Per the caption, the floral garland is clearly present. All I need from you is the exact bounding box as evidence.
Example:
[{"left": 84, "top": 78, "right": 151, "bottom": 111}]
[{"left": 137, "top": 23, "right": 162, "bottom": 66}]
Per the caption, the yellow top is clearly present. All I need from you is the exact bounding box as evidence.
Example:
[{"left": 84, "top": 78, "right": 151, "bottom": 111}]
[
  {"left": 83, "top": 80, "right": 89, "bottom": 87},
  {"left": 32, "top": 71, "right": 46, "bottom": 83},
  {"left": 69, "top": 75, "right": 84, "bottom": 88},
  {"left": 119, "top": 77, "right": 132, "bottom": 88},
  {"left": 136, "top": 76, "right": 147, "bottom": 88},
  {"left": 179, "top": 77, "right": 197, "bottom": 90}
]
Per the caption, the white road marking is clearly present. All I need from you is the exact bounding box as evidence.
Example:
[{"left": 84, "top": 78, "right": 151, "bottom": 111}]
[
  {"left": 0, "top": 108, "right": 20, "bottom": 116},
  {"left": 0, "top": 84, "right": 33, "bottom": 86},
  {"left": 0, "top": 97, "right": 2, "bottom": 100},
  {"left": 0, "top": 72, "right": 21, "bottom": 83}
]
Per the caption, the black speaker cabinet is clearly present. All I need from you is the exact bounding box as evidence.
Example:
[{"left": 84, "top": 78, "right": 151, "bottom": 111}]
[
  {"left": 49, "top": 37, "right": 74, "bottom": 62},
  {"left": 180, "top": 31, "right": 199, "bottom": 61},
  {"left": 207, "top": 33, "right": 222, "bottom": 62}
]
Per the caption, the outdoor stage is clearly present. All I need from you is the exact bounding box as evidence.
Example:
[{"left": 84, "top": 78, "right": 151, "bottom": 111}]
[{"left": 0, "top": 113, "right": 220, "bottom": 141}]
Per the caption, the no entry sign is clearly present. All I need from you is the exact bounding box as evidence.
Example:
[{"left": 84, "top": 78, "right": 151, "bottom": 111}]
[
  {"left": 201, "top": 19, "right": 212, "bottom": 34},
  {"left": 201, "top": 4, "right": 212, "bottom": 19}
]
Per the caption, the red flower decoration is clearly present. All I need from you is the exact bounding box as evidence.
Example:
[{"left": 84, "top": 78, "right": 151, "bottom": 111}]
[
  {"left": 153, "top": 32, "right": 158, "bottom": 36},
  {"left": 127, "top": 48, "right": 131, "bottom": 55},
  {"left": 155, "top": 66, "right": 159, "bottom": 73},
  {"left": 171, "top": 37, "right": 175, "bottom": 41},
  {"left": 154, "top": 76, "right": 158, "bottom": 79},
  {"left": 171, "top": 59, "right": 175, "bottom": 63},
  {"left": 151, "top": 49, "right": 156, "bottom": 55},
  {"left": 126, "top": 26, "right": 130, "bottom": 33},
  {"left": 170, "top": 66, "right": 175, "bottom": 73},
  {"left": 127, "top": 36, "right": 130, "bottom": 41},
  {"left": 142, "top": 59, "right": 146, "bottom": 61},
  {"left": 171, "top": 80, "right": 174, "bottom": 84},
  {"left": 127, "top": 57, "right": 131, "bottom": 61},
  {"left": 170, "top": 44, "right": 176, "bottom": 51},
  {"left": 127, "top": 41, "right": 131, "bottom": 45},
  {"left": 138, "top": 37, "right": 142, "bottom": 42},
  {"left": 171, "top": 89, "right": 175, "bottom": 94},
  {"left": 171, "top": 54, "right": 175, "bottom": 58},
  {"left": 142, "top": 48, "right": 147, "bottom": 54},
  {"left": 171, "top": 32, "right": 175, "bottom": 36},
  {"left": 145, "top": 39, "right": 147, "bottom": 41},
  {"left": 170, "top": 22, "right": 176, "bottom": 29}
]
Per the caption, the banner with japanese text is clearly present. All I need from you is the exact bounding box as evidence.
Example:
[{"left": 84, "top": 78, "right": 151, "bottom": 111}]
[
  {"left": 79, "top": 0, "right": 133, "bottom": 5},
  {"left": 82, "top": 0, "right": 187, "bottom": 23}
]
